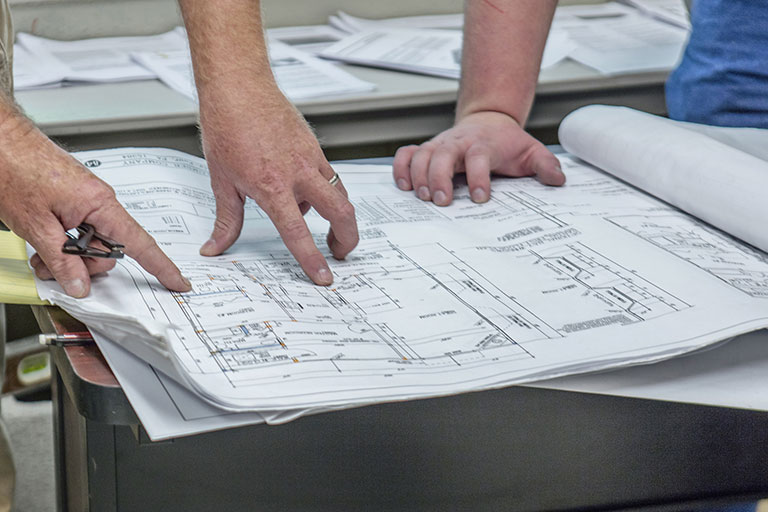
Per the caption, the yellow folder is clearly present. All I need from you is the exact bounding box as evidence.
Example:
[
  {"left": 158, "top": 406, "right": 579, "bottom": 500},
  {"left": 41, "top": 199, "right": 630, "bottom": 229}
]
[{"left": 0, "top": 230, "right": 46, "bottom": 305}]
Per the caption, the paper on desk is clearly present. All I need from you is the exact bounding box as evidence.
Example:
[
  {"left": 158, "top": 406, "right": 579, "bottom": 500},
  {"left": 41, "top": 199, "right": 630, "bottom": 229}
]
[
  {"left": 0, "top": 230, "right": 45, "bottom": 305},
  {"left": 329, "top": 3, "right": 641, "bottom": 34},
  {"left": 554, "top": 12, "right": 688, "bottom": 74},
  {"left": 329, "top": 11, "right": 464, "bottom": 34},
  {"left": 618, "top": 0, "right": 690, "bottom": 29},
  {"left": 554, "top": 1, "right": 638, "bottom": 22},
  {"left": 14, "top": 28, "right": 188, "bottom": 89},
  {"left": 130, "top": 50, "right": 197, "bottom": 100},
  {"left": 540, "top": 32, "right": 578, "bottom": 70},
  {"left": 266, "top": 24, "right": 347, "bottom": 55},
  {"left": 320, "top": 28, "right": 463, "bottom": 79},
  {"left": 329, "top": 2, "right": 636, "bottom": 35},
  {"left": 133, "top": 40, "right": 375, "bottom": 102},
  {"left": 530, "top": 329, "right": 768, "bottom": 411},
  {"left": 12, "top": 44, "right": 67, "bottom": 90},
  {"left": 32, "top": 120, "right": 768, "bottom": 417},
  {"left": 319, "top": 25, "right": 574, "bottom": 79}
]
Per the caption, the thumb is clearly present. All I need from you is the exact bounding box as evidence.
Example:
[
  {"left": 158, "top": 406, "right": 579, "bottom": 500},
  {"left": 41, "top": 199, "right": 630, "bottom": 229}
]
[
  {"left": 526, "top": 142, "right": 565, "bottom": 186},
  {"left": 28, "top": 216, "right": 91, "bottom": 298},
  {"left": 200, "top": 179, "right": 245, "bottom": 256}
]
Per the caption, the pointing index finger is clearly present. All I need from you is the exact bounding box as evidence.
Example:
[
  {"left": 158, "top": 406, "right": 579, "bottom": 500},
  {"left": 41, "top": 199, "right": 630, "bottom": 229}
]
[
  {"left": 260, "top": 192, "right": 334, "bottom": 286},
  {"left": 88, "top": 204, "right": 191, "bottom": 292}
]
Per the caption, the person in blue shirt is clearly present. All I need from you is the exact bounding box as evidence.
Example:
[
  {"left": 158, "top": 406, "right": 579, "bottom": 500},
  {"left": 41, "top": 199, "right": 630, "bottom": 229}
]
[{"left": 667, "top": 0, "right": 768, "bottom": 128}]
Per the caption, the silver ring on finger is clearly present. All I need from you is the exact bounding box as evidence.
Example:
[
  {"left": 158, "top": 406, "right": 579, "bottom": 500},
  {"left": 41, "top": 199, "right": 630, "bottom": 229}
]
[{"left": 328, "top": 171, "right": 341, "bottom": 187}]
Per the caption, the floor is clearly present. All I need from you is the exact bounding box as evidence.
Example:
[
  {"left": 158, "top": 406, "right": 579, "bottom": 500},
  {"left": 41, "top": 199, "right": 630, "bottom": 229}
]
[{"left": 1, "top": 394, "right": 55, "bottom": 512}]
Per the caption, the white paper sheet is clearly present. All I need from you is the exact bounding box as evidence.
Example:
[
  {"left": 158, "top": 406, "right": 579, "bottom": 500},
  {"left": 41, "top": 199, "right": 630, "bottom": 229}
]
[
  {"left": 555, "top": 12, "right": 688, "bottom": 74},
  {"left": 531, "top": 330, "right": 768, "bottom": 411},
  {"left": 12, "top": 44, "right": 67, "bottom": 90},
  {"left": 130, "top": 50, "right": 197, "bottom": 100},
  {"left": 541, "top": 32, "right": 578, "bottom": 70},
  {"left": 15, "top": 28, "right": 188, "bottom": 89},
  {"left": 321, "top": 3, "right": 684, "bottom": 79},
  {"left": 267, "top": 24, "right": 348, "bottom": 54},
  {"left": 619, "top": 0, "right": 690, "bottom": 29},
  {"left": 553, "top": 1, "right": 637, "bottom": 22},
  {"left": 329, "top": 11, "right": 464, "bottom": 34},
  {"left": 33, "top": 130, "right": 768, "bottom": 417},
  {"left": 133, "top": 40, "right": 375, "bottom": 102},
  {"left": 93, "top": 332, "right": 268, "bottom": 440},
  {"left": 320, "top": 28, "right": 463, "bottom": 79},
  {"left": 319, "top": 26, "right": 573, "bottom": 78}
]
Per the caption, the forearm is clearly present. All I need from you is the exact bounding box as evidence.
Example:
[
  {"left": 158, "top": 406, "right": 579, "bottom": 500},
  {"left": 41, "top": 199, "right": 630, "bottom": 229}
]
[
  {"left": 0, "top": 92, "right": 65, "bottom": 195},
  {"left": 0, "top": 91, "right": 41, "bottom": 152},
  {"left": 456, "top": 0, "right": 557, "bottom": 126},
  {"left": 177, "top": 0, "right": 284, "bottom": 123}
]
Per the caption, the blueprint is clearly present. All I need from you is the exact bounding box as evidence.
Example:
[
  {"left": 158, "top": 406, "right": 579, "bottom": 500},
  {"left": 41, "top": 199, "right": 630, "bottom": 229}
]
[{"left": 35, "top": 145, "right": 768, "bottom": 416}]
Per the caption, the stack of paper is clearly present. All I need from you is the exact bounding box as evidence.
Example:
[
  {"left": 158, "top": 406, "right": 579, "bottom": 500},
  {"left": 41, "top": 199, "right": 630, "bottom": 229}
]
[
  {"left": 321, "top": 1, "right": 689, "bottom": 78},
  {"left": 553, "top": 11, "right": 689, "bottom": 75},
  {"left": 13, "top": 28, "right": 374, "bottom": 101},
  {"left": 31, "top": 107, "right": 768, "bottom": 439},
  {"left": 320, "top": 28, "right": 463, "bottom": 79},
  {"left": 619, "top": 0, "right": 691, "bottom": 29},
  {"left": 14, "top": 28, "right": 188, "bottom": 90},
  {"left": 133, "top": 39, "right": 376, "bottom": 102},
  {"left": 329, "top": 11, "right": 464, "bottom": 33},
  {"left": 266, "top": 24, "right": 347, "bottom": 55},
  {"left": 319, "top": 27, "right": 575, "bottom": 79}
]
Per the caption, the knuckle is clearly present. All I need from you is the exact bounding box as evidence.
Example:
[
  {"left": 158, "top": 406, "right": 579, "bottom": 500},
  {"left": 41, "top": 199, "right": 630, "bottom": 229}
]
[
  {"left": 81, "top": 178, "right": 116, "bottom": 203},
  {"left": 44, "top": 255, "right": 74, "bottom": 277},
  {"left": 280, "top": 218, "right": 308, "bottom": 241},
  {"left": 213, "top": 215, "right": 236, "bottom": 233},
  {"left": 420, "top": 141, "right": 437, "bottom": 151},
  {"left": 465, "top": 144, "right": 489, "bottom": 159},
  {"left": 131, "top": 237, "right": 159, "bottom": 263},
  {"left": 252, "top": 172, "right": 290, "bottom": 198}
]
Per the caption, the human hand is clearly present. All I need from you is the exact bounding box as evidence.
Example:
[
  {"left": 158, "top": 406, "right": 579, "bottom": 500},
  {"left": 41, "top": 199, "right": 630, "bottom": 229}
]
[
  {"left": 393, "top": 111, "right": 565, "bottom": 206},
  {"left": 198, "top": 92, "right": 359, "bottom": 286},
  {"left": 0, "top": 122, "right": 191, "bottom": 298}
]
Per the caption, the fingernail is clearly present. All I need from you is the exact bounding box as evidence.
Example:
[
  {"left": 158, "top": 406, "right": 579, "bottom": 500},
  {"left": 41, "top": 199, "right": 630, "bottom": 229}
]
[
  {"left": 181, "top": 275, "right": 192, "bottom": 290},
  {"left": 200, "top": 238, "right": 216, "bottom": 256},
  {"left": 396, "top": 178, "right": 409, "bottom": 191},
  {"left": 417, "top": 186, "right": 431, "bottom": 201},
  {"left": 433, "top": 190, "right": 448, "bottom": 206},
  {"left": 471, "top": 188, "right": 488, "bottom": 203},
  {"left": 63, "top": 279, "right": 87, "bottom": 298},
  {"left": 316, "top": 267, "right": 333, "bottom": 286}
]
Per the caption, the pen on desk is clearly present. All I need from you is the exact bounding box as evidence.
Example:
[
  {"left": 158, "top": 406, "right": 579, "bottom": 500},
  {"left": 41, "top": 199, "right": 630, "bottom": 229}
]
[{"left": 38, "top": 332, "right": 94, "bottom": 347}]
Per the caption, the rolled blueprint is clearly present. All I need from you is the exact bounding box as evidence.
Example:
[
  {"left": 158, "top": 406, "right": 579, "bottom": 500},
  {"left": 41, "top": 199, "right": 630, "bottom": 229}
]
[{"left": 559, "top": 105, "right": 768, "bottom": 253}]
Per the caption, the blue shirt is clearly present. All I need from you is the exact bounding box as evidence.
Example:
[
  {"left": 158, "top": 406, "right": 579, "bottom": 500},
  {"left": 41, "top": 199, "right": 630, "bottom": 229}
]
[{"left": 666, "top": 1, "right": 768, "bottom": 128}]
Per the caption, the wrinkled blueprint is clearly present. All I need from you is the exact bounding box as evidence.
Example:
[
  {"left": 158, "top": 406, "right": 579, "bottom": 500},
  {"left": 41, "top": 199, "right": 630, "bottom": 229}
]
[{"left": 35, "top": 147, "right": 768, "bottom": 418}]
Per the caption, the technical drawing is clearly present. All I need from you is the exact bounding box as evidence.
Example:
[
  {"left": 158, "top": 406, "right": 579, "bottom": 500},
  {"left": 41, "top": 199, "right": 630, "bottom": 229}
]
[
  {"left": 166, "top": 242, "right": 549, "bottom": 382},
  {"left": 525, "top": 243, "right": 690, "bottom": 333},
  {"left": 145, "top": 236, "right": 696, "bottom": 389},
  {"left": 49, "top": 148, "right": 768, "bottom": 412},
  {"left": 608, "top": 215, "right": 768, "bottom": 298}
]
